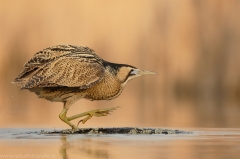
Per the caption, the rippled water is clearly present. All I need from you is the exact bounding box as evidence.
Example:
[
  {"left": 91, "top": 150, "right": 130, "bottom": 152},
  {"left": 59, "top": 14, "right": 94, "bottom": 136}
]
[{"left": 0, "top": 128, "right": 240, "bottom": 159}]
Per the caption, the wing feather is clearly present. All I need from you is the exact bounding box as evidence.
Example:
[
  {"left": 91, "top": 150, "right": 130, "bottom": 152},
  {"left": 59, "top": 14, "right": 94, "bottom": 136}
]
[
  {"left": 14, "top": 45, "right": 104, "bottom": 89},
  {"left": 22, "top": 57, "right": 105, "bottom": 89}
]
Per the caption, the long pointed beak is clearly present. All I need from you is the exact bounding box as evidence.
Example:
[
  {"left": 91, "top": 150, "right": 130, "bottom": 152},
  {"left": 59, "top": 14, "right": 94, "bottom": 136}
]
[
  {"left": 131, "top": 69, "right": 157, "bottom": 76},
  {"left": 139, "top": 70, "right": 157, "bottom": 75}
]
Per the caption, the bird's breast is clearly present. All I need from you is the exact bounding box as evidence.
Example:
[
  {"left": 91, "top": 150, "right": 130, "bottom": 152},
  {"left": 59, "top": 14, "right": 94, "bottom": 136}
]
[{"left": 84, "top": 72, "right": 123, "bottom": 100}]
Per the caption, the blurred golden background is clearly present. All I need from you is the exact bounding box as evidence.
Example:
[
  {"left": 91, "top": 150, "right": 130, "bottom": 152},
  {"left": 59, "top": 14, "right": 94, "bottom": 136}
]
[{"left": 0, "top": 0, "right": 239, "bottom": 129}]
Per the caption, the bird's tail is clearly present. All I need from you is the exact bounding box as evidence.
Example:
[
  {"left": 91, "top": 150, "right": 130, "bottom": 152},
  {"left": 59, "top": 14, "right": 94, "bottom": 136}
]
[{"left": 12, "top": 78, "right": 28, "bottom": 89}]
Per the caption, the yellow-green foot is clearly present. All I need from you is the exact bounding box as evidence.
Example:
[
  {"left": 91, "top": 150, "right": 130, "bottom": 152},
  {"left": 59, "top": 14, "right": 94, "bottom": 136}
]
[
  {"left": 59, "top": 106, "right": 120, "bottom": 130},
  {"left": 77, "top": 106, "right": 120, "bottom": 126}
]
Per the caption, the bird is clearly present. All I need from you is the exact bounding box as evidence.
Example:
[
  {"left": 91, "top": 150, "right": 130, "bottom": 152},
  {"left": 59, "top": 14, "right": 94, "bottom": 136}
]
[{"left": 13, "top": 45, "right": 156, "bottom": 130}]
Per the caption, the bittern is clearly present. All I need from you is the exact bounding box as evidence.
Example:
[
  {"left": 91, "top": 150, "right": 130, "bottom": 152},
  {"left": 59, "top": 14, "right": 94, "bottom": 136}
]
[{"left": 13, "top": 45, "right": 156, "bottom": 130}]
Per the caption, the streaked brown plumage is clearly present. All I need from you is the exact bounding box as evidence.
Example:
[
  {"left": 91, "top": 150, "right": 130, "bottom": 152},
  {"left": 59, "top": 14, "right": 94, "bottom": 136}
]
[{"left": 13, "top": 45, "right": 156, "bottom": 130}]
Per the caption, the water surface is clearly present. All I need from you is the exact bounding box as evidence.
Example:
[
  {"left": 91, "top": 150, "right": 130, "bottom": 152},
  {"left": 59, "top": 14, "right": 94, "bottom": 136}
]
[{"left": 0, "top": 128, "right": 240, "bottom": 159}]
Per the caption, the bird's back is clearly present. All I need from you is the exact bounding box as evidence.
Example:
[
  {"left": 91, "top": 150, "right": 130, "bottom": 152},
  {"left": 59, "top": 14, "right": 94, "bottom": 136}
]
[{"left": 14, "top": 45, "right": 105, "bottom": 89}]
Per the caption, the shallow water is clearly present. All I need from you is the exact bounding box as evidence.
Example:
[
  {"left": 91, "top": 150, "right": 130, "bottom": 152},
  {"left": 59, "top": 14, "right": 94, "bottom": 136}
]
[{"left": 0, "top": 128, "right": 240, "bottom": 159}]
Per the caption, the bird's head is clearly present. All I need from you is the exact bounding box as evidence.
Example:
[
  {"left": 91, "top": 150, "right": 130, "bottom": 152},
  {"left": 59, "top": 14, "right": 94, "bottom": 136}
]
[{"left": 115, "top": 64, "right": 157, "bottom": 84}]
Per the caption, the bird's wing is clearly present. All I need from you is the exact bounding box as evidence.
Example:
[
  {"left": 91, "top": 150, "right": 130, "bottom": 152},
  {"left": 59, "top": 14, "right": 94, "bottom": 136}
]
[
  {"left": 13, "top": 45, "right": 103, "bottom": 88},
  {"left": 15, "top": 45, "right": 94, "bottom": 80},
  {"left": 20, "top": 57, "right": 105, "bottom": 89}
]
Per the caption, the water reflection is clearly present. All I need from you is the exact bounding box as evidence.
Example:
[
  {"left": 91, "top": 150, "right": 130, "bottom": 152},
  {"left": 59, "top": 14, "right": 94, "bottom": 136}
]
[
  {"left": 60, "top": 136, "right": 69, "bottom": 159},
  {"left": 60, "top": 135, "right": 109, "bottom": 159},
  {"left": 0, "top": 128, "right": 240, "bottom": 159},
  {"left": 75, "top": 138, "right": 109, "bottom": 159},
  {"left": 55, "top": 129, "right": 240, "bottom": 159}
]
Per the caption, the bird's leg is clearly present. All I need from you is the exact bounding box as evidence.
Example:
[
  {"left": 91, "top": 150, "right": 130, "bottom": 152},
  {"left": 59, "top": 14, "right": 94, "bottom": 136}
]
[
  {"left": 59, "top": 107, "right": 79, "bottom": 131},
  {"left": 59, "top": 100, "right": 81, "bottom": 131},
  {"left": 66, "top": 106, "right": 120, "bottom": 126},
  {"left": 59, "top": 100, "right": 120, "bottom": 130}
]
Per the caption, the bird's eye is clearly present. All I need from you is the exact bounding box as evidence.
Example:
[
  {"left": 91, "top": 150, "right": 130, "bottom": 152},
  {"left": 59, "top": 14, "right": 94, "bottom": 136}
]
[{"left": 130, "top": 69, "right": 136, "bottom": 75}]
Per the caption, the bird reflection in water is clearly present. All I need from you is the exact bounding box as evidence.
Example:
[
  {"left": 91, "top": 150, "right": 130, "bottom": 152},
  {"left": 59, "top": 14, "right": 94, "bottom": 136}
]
[
  {"left": 60, "top": 136, "right": 70, "bottom": 159},
  {"left": 60, "top": 135, "right": 109, "bottom": 159}
]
